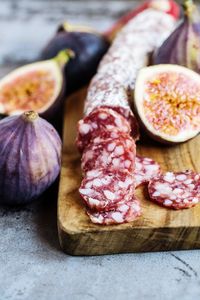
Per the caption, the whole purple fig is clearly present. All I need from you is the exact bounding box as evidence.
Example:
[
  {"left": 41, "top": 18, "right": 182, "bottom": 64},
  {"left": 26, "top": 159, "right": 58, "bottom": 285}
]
[
  {"left": 41, "top": 22, "right": 110, "bottom": 94},
  {"left": 0, "top": 111, "right": 61, "bottom": 205},
  {"left": 153, "top": 0, "right": 200, "bottom": 73}
]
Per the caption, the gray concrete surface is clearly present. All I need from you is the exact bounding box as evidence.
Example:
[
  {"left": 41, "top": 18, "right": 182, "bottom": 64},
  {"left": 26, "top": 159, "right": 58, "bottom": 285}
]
[
  {"left": 1, "top": 196, "right": 200, "bottom": 300},
  {"left": 1, "top": 1, "right": 200, "bottom": 299}
]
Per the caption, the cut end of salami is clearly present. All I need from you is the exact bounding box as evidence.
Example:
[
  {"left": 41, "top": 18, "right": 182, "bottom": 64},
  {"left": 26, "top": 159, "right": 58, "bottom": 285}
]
[
  {"left": 99, "top": 105, "right": 140, "bottom": 141},
  {"left": 134, "top": 156, "right": 161, "bottom": 187},
  {"left": 148, "top": 171, "right": 200, "bottom": 210},
  {"left": 76, "top": 107, "right": 131, "bottom": 152},
  {"left": 87, "top": 197, "right": 141, "bottom": 225},
  {"left": 79, "top": 168, "right": 135, "bottom": 212}
]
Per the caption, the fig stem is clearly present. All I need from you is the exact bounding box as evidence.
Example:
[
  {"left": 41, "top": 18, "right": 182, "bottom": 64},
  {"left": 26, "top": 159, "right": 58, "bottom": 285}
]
[
  {"left": 53, "top": 49, "right": 75, "bottom": 67},
  {"left": 23, "top": 111, "right": 39, "bottom": 122},
  {"left": 183, "top": 0, "right": 195, "bottom": 17},
  {"left": 58, "top": 22, "right": 99, "bottom": 35}
]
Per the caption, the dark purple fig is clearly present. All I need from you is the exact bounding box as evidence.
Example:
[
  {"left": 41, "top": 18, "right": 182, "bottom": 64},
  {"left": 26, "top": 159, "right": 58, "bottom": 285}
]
[
  {"left": 41, "top": 22, "right": 110, "bottom": 94},
  {"left": 0, "top": 50, "right": 73, "bottom": 126},
  {"left": 0, "top": 111, "right": 61, "bottom": 205},
  {"left": 153, "top": 0, "right": 200, "bottom": 73}
]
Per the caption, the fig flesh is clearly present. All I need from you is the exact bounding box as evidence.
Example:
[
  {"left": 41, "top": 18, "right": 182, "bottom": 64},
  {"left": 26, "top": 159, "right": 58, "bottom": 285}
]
[
  {"left": 134, "top": 64, "right": 200, "bottom": 143},
  {"left": 41, "top": 23, "right": 110, "bottom": 94},
  {"left": 0, "top": 111, "right": 61, "bottom": 205},
  {"left": 0, "top": 50, "right": 72, "bottom": 124}
]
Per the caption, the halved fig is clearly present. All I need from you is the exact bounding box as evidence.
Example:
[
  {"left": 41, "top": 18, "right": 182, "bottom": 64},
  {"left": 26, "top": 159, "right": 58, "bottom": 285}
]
[
  {"left": 0, "top": 50, "right": 73, "bottom": 123},
  {"left": 134, "top": 64, "right": 200, "bottom": 143}
]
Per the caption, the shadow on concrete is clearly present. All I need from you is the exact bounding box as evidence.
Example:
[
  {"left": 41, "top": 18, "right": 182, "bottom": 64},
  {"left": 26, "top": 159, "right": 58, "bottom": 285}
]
[{"left": 0, "top": 179, "right": 61, "bottom": 253}]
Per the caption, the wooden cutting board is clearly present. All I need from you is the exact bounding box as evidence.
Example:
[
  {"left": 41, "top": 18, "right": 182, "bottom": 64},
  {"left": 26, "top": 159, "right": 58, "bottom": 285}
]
[{"left": 57, "top": 87, "right": 200, "bottom": 256}]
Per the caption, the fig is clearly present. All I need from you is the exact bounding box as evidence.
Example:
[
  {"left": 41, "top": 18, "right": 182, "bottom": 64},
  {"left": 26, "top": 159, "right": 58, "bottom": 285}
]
[
  {"left": 0, "top": 111, "right": 61, "bottom": 205},
  {"left": 153, "top": 0, "right": 200, "bottom": 73},
  {"left": 134, "top": 64, "right": 200, "bottom": 144},
  {"left": 0, "top": 50, "right": 73, "bottom": 124},
  {"left": 41, "top": 22, "right": 110, "bottom": 93}
]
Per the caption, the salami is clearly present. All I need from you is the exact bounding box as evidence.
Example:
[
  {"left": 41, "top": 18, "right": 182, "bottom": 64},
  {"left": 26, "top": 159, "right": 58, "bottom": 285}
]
[
  {"left": 87, "top": 197, "right": 141, "bottom": 225},
  {"left": 104, "top": 0, "right": 180, "bottom": 41},
  {"left": 99, "top": 105, "right": 140, "bottom": 141},
  {"left": 77, "top": 5, "right": 179, "bottom": 225},
  {"left": 84, "top": 9, "right": 176, "bottom": 127},
  {"left": 76, "top": 107, "right": 131, "bottom": 152},
  {"left": 134, "top": 156, "right": 161, "bottom": 187},
  {"left": 81, "top": 135, "right": 136, "bottom": 173},
  {"left": 89, "top": 130, "right": 129, "bottom": 146},
  {"left": 79, "top": 169, "right": 135, "bottom": 212},
  {"left": 148, "top": 171, "right": 200, "bottom": 210}
]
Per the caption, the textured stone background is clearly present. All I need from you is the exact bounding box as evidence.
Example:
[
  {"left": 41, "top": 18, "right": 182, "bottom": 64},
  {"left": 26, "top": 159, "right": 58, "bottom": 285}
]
[{"left": 1, "top": 1, "right": 200, "bottom": 300}]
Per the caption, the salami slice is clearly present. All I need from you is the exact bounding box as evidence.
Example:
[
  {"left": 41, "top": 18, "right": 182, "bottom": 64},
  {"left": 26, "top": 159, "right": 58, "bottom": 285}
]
[
  {"left": 99, "top": 105, "right": 140, "bottom": 141},
  {"left": 89, "top": 130, "right": 129, "bottom": 146},
  {"left": 87, "top": 197, "right": 141, "bottom": 225},
  {"left": 81, "top": 135, "right": 136, "bottom": 173},
  {"left": 134, "top": 156, "right": 161, "bottom": 187},
  {"left": 148, "top": 171, "right": 200, "bottom": 210},
  {"left": 79, "top": 169, "right": 135, "bottom": 212},
  {"left": 76, "top": 107, "right": 131, "bottom": 152}
]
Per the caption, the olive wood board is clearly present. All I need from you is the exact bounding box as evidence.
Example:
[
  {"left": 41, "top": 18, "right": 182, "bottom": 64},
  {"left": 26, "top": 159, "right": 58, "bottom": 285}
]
[{"left": 57, "top": 87, "right": 200, "bottom": 256}]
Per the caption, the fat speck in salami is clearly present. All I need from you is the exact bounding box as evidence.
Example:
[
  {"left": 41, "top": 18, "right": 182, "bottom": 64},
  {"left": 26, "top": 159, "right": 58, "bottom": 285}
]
[{"left": 134, "top": 156, "right": 161, "bottom": 187}]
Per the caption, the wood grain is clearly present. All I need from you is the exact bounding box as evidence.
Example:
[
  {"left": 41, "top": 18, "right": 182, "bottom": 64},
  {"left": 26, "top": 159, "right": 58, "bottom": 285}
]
[{"left": 58, "top": 88, "right": 200, "bottom": 256}]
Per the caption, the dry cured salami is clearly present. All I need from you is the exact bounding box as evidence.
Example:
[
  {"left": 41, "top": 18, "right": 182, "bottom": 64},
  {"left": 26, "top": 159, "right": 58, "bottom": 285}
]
[
  {"left": 148, "top": 171, "right": 200, "bottom": 210},
  {"left": 84, "top": 9, "right": 176, "bottom": 132},
  {"left": 77, "top": 5, "right": 179, "bottom": 225},
  {"left": 87, "top": 197, "right": 141, "bottom": 225},
  {"left": 89, "top": 130, "right": 129, "bottom": 146},
  {"left": 81, "top": 135, "right": 136, "bottom": 173},
  {"left": 76, "top": 107, "right": 131, "bottom": 152},
  {"left": 79, "top": 169, "right": 135, "bottom": 212},
  {"left": 134, "top": 156, "right": 161, "bottom": 187},
  {"left": 99, "top": 105, "right": 140, "bottom": 141}
]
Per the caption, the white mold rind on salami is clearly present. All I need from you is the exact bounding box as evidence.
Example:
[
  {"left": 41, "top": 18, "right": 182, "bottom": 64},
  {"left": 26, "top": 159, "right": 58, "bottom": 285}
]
[
  {"left": 84, "top": 9, "right": 176, "bottom": 124},
  {"left": 134, "top": 156, "right": 161, "bottom": 187},
  {"left": 79, "top": 169, "right": 135, "bottom": 212},
  {"left": 87, "top": 197, "right": 141, "bottom": 225},
  {"left": 148, "top": 171, "right": 200, "bottom": 210}
]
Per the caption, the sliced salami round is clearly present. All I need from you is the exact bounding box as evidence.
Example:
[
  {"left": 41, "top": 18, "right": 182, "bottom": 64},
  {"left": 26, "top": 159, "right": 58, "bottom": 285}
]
[
  {"left": 79, "top": 169, "right": 135, "bottom": 212},
  {"left": 76, "top": 107, "right": 131, "bottom": 152},
  {"left": 81, "top": 135, "right": 136, "bottom": 173},
  {"left": 89, "top": 130, "right": 128, "bottom": 146},
  {"left": 99, "top": 105, "right": 140, "bottom": 141},
  {"left": 87, "top": 197, "right": 141, "bottom": 225},
  {"left": 148, "top": 171, "right": 200, "bottom": 210},
  {"left": 134, "top": 156, "right": 161, "bottom": 187}
]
